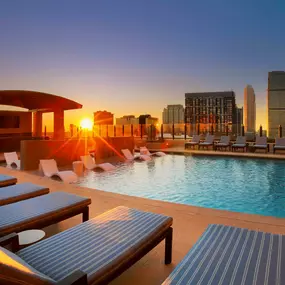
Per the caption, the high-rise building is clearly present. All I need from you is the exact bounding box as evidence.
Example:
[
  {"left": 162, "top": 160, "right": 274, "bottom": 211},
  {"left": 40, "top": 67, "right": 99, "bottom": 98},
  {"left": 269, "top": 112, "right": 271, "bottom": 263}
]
[
  {"left": 185, "top": 91, "right": 237, "bottom": 133},
  {"left": 162, "top": 104, "right": 184, "bottom": 124},
  {"left": 236, "top": 107, "right": 243, "bottom": 135},
  {"left": 244, "top": 85, "right": 256, "bottom": 133},
  {"left": 268, "top": 71, "right": 285, "bottom": 138},
  {"left": 94, "top": 111, "right": 114, "bottom": 125},
  {"left": 116, "top": 115, "right": 138, "bottom": 125}
]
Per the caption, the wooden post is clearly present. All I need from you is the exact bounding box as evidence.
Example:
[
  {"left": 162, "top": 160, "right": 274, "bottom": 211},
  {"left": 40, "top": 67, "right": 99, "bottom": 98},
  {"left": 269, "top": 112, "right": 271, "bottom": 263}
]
[
  {"left": 172, "top": 124, "right": 175, "bottom": 140},
  {"left": 131, "top": 124, "right": 133, "bottom": 137},
  {"left": 122, "top": 125, "right": 125, "bottom": 137},
  {"left": 114, "top": 125, "right": 116, "bottom": 137},
  {"left": 140, "top": 124, "right": 143, "bottom": 139},
  {"left": 184, "top": 124, "right": 187, "bottom": 140},
  {"left": 259, "top": 125, "right": 263, "bottom": 137},
  {"left": 279, "top": 125, "right": 282, "bottom": 138}
]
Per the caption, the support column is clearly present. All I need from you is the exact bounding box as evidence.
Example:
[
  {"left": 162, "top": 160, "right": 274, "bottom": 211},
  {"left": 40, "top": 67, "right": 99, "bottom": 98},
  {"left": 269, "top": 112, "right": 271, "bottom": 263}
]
[
  {"left": 32, "top": 111, "right": 43, "bottom": 137},
  {"left": 54, "top": 109, "right": 65, "bottom": 140}
]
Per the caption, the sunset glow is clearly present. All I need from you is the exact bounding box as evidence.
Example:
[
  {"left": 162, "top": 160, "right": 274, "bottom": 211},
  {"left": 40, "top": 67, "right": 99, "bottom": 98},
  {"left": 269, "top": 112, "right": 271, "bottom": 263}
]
[{"left": 80, "top": 118, "right": 93, "bottom": 130}]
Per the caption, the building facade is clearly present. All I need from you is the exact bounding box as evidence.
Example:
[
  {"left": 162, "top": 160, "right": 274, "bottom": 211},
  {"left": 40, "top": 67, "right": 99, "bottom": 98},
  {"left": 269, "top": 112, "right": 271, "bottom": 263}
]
[
  {"left": 94, "top": 111, "right": 114, "bottom": 125},
  {"left": 162, "top": 104, "right": 184, "bottom": 124},
  {"left": 116, "top": 115, "right": 138, "bottom": 125},
  {"left": 236, "top": 107, "right": 243, "bottom": 136},
  {"left": 185, "top": 91, "right": 237, "bottom": 133},
  {"left": 244, "top": 85, "right": 256, "bottom": 133},
  {"left": 268, "top": 71, "right": 285, "bottom": 138}
]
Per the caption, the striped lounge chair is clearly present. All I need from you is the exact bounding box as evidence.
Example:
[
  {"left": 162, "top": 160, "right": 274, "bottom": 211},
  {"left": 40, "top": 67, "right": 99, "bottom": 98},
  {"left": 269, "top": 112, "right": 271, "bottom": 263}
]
[
  {"left": 0, "top": 174, "right": 17, "bottom": 187},
  {"left": 273, "top": 137, "right": 285, "bottom": 154},
  {"left": 0, "top": 206, "right": 173, "bottom": 285},
  {"left": 162, "top": 224, "right": 285, "bottom": 285},
  {"left": 0, "top": 182, "right": 49, "bottom": 206},
  {"left": 0, "top": 192, "right": 91, "bottom": 237}
]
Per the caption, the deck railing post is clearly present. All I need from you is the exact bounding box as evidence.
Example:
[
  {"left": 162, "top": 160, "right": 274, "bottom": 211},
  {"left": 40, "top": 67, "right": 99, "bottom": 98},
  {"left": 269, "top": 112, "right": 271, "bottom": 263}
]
[
  {"left": 131, "top": 124, "right": 133, "bottom": 137},
  {"left": 184, "top": 124, "right": 187, "bottom": 140},
  {"left": 122, "top": 125, "right": 124, "bottom": 137},
  {"left": 106, "top": 125, "right": 108, "bottom": 137},
  {"left": 197, "top": 123, "right": 200, "bottom": 135},
  {"left": 259, "top": 125, "right": 263, "bottom": 137},
  {"left": 140, "top": 124, "right": 143, "bottom": 139},
  {"left": 279, "top": 125, "right": 282, "bottom": 138},
  {"left": 114, "top": 125, "right": 116, "bottom": 137},
  {"left": 161, "top": 124, "right": 164, "bottom": 140},
  {"left": 172, "top": 124, "right": 175, "bottom": 140}
]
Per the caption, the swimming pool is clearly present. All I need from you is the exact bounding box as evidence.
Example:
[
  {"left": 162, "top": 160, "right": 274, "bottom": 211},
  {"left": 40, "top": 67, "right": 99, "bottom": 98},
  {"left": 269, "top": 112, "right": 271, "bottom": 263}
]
[{"left": 78, "top": 155, "right": 285, "bottom": 218}]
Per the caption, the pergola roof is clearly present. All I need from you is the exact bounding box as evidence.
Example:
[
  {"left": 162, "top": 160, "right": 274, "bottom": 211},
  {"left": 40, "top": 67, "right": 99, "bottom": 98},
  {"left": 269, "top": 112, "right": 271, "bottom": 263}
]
[{"left": 0, "top": 90, "right": 82, "bottom": 112}]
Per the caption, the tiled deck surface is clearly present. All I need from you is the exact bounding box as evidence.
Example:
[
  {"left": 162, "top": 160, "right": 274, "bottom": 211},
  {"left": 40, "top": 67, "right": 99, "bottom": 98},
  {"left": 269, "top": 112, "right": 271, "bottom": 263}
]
[{"left": 1, "top": 158, "right": 285, "bottom": 285}]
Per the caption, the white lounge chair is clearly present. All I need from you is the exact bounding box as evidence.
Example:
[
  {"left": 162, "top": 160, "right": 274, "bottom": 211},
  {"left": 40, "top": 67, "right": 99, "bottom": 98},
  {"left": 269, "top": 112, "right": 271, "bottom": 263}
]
[
  {"left": 273, "top": 138, "right": 285, "bottom": 154},
  {"left": 232, "top": 136, "right": 247, "bottom": 152},
  {"left": 121, "top": 149, "right": 151, "bottom": 161},
  {"left": 39, "top": 159, "right": 78, "bottom": 183},
  {"left": 253, "top": 136, "right": 268, "bottom": 152},
  {"left": 215, "top": 135, "right": 230, "bottom": 151},
  {"left": 4, "top": 152, "right": 21, "bottom": 169},
  {"left": 139, "top": 146, "right": 166, "bottom": 157},
  {"left": 185, "top": 135, "right": 200, "bottom": 149},
  {"left": 198, "top": 134, "right": 215, "bottom": 150},
  {"left": 80, "top": 154, "right": 116, "bottom": 171}
]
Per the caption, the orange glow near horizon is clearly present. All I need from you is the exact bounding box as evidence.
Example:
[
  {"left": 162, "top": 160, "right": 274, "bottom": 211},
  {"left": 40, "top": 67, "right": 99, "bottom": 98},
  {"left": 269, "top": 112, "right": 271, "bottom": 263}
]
[{"left": 80, "top": 118, "right": 93, "bottom": 130}]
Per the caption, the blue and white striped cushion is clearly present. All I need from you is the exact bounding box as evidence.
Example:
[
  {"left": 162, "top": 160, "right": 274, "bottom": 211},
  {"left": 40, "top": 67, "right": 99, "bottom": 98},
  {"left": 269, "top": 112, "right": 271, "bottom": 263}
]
[
  {"left": 0, "top": 174, "right": 17, "bottom": 187},
  {"left": 0, "top": 182, "right": 49, "bottom": 205},
  {"left": 17, "top": 206, "right": 172, "bottom": 283},
  {"left": 0, "top": 192, "right": 90, "bottom": 235},
  {"left": 162, "top": 224, "right": 285, "bottom": 285}
]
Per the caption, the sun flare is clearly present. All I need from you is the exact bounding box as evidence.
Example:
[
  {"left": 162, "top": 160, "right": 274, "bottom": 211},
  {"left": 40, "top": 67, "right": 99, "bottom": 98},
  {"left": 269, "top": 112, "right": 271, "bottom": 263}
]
[{"left": 80, "top": 118, "right": 93, "bottom": 130}]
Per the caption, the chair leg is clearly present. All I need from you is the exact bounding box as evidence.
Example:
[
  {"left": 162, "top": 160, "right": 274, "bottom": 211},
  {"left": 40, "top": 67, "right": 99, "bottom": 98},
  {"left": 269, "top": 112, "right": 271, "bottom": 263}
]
[
  {"left": 82, "top": 207, "right": 89, "bottom": 222},
  {"left": 165, "top": 227, "right": 173, "bottom": 264}
]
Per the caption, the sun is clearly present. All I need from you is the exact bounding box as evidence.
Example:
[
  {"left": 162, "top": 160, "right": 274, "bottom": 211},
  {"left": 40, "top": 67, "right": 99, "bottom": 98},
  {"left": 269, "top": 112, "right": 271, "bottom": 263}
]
[{"left": 80, "top": 118, "right": 93, "bottom": 130}]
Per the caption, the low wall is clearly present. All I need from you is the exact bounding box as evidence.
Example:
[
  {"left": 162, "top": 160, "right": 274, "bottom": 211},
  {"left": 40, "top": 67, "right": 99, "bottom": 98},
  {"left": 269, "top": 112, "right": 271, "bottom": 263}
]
[{"left": 20, "top": 137, "right": 135, "bottom": 170}]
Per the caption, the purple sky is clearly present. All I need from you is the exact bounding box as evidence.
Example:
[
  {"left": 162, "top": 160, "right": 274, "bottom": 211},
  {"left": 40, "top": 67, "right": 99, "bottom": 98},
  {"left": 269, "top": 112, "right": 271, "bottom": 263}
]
[{"left": 1, "top": 0, "right": 284, "bottom": 129}]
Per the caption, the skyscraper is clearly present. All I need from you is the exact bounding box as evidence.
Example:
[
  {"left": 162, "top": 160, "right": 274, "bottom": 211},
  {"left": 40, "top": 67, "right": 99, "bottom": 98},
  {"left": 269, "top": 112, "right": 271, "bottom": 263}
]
[
  {"left": 162, "top": 104, "right": 185, "bottom": 124},
  {"left": 185, "top": 91, "right": 237, "bottom": 133},
  {"left": 244, "top": 85, "right": 256, "bottom": 133},
  {"left": 268, "top": 71, "right": 285, "bottom": 138}
]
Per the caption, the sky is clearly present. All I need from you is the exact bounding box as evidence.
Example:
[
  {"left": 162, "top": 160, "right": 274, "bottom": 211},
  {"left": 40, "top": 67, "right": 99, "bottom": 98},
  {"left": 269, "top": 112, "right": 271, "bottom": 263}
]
[{"left": 1, "top": 0, "right": 285, "bottom": 131}]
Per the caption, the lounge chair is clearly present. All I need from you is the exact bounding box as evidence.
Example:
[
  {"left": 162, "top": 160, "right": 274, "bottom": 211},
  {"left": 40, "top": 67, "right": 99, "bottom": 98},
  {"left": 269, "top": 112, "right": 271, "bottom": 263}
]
[
  {"left": 231, "top": 136, "right": 247, "bottom": 152},
  {"left": 215, "top": 136, "right": 230, "bottom": 151},
  {"left": 80, "top": 154, "right": 116, "bottom": 171},
  {"left": 0, "top": 174, "right": 17, "bottom": 187},
  {"left": 0, "top": 206, "right": 173, "bottom": 285},
  {"left": 0, "top": 182, "right": 49, "bottom": 206},
  {"left": 185, "top": 135, "right": 200, "bottom": 149},
  {"left": 198, "top": 135, "right": 215, "bottom": 150},
  {"left": 273, "top": 137, "right": 285, "bottom": 154},
  {"left": 4, "top": 151, "right": 21, "bottom": 168},
  {"left": 39, "top": 159, "right": 78, "bottom": 183},
  {"left": 140, "top": 146, "right": 166, "bottom": 157},
  {"left": 121, "top": 148, "right": 151, "bottom": 161},
  {"left": 0, "top": 192, "right": 91, "bottom": 237},
  {"left": 253, "top": 136, "right": 269, "bottom": 153},
  {"left": 162, "top": 224, "right": 285, "bottom": 285}
]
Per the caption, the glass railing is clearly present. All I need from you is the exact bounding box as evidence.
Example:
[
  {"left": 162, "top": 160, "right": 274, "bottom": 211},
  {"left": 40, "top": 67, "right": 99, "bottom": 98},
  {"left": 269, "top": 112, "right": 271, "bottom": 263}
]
[{"left": 40, "top": 124, "right": 284, "bottom": 142}]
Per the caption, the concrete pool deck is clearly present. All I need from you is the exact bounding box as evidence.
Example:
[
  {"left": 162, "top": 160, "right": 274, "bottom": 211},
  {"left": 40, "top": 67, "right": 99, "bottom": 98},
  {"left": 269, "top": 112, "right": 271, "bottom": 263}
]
[{"left": 1, "top": 164, "right": 285, "bottom": 285}]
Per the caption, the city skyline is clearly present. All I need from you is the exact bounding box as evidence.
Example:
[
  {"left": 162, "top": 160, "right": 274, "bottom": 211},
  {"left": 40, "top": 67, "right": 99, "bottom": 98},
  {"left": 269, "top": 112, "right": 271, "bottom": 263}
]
[{"left": 1, "top": 1, "right": 284, "bottom": 130}]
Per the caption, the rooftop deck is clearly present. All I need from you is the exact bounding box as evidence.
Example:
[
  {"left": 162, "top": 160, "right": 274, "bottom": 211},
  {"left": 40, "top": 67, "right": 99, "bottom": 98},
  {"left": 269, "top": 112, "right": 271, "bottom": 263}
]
[{"left": 1, "top": 160, "right": 285, "bottom": 285}]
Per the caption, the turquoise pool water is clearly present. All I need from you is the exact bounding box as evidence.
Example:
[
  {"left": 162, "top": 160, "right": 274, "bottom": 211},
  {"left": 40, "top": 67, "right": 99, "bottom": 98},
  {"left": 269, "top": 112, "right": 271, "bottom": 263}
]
[{"left": 78, "top": 155, "right": 285, "bottom": 217}]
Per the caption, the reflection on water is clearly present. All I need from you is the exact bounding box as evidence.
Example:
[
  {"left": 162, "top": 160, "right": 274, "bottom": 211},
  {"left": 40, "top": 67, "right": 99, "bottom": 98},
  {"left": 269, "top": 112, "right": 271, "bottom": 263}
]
[{"left": 77, "top": 155, "right": 285, "bottom": 218}]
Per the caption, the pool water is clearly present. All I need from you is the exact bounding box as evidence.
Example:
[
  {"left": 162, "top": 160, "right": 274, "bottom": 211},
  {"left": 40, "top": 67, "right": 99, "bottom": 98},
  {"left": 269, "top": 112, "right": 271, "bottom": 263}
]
[{"left": 77, "top": 155, "right": 285, "bottom": 218}]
